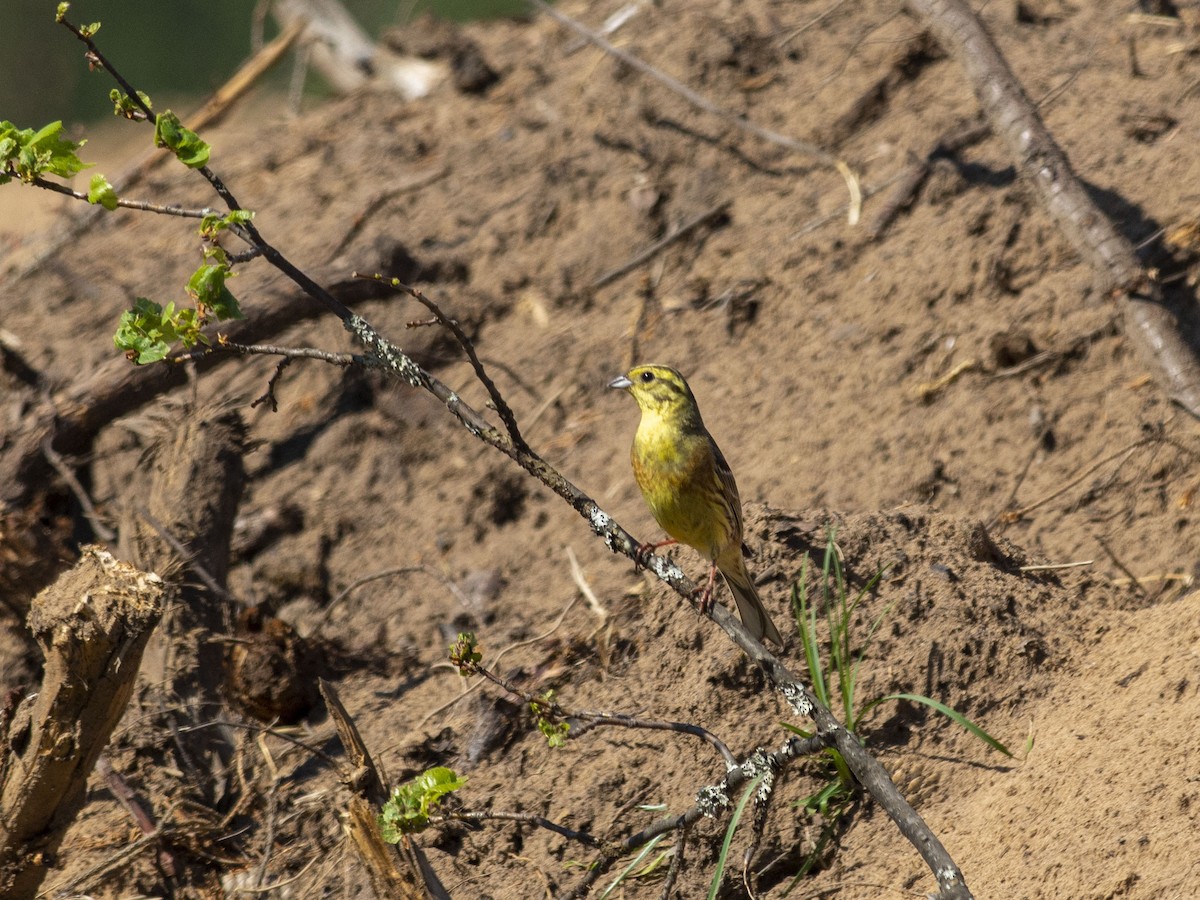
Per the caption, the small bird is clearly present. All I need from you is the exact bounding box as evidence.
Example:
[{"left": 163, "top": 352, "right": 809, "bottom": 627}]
[{"left": 609, "top": 364, "right": 785, "bottom": 647}]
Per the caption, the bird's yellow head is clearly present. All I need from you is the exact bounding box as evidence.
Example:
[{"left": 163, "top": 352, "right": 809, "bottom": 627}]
[{"left": 609, "top": 364, "right": 703, "bottom": 428}]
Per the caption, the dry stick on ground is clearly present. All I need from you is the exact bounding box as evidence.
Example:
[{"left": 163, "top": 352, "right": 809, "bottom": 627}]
[
  {"left": 592, "top": 200, "right": 732, "bottom": 291},
  {"left": 46, "top": 18, "right": 975, "bottom": 899},
  {"left": 0, "top": 547, "right": 163, "bottom": 900},
  {"left": 528, "top": 0, "right": 862, "bottom": 220},
  {"left": 318, "top": 680, "right": 428, "bottom": 900},
  {"left": 905, "top": 0, "right": 1200, "bottom": 418},
  {"left": 95, "top": 755, "right": 179, "bottom": 878}
]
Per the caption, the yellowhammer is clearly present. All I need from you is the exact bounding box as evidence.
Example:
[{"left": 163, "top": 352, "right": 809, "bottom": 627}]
[{"left": 609, "top": 364, "right": 785, "bottom": 647}]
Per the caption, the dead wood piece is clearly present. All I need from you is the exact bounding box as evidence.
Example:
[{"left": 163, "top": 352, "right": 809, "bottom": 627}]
[
  {"left": 319, "top": 680, "right": 427, "bottom": 900},
  {"left": 906, "top": 0, "right": 1200, "bottom": 417},
  {"left": 123, "top": 406, "right": 248, "bottom": 803},
  {"left": 270, "top": 0, "right": 443, "bottom": 98},
  {"left": 0, "top": 546, "right": 163, "bottom": 900}
]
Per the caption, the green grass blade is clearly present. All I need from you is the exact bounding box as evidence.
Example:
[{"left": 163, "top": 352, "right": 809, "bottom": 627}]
[
  {"left": 706, "top": 774, "right": 763, "bottom": 900},
  {"left": 791, "top": 573, "right": 829, "bottom": 707},
  {"left": 599, "top": 832, "right": 667, "bottom": 899},
  {"left": 865, "top": 693, "right": 1014, "bottom": 757}
]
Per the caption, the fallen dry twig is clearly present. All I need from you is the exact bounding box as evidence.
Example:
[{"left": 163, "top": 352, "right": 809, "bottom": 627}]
[
  {"left": 319, "top": 680, "right": 429, "bottom": 900},
  {"left": 905, "top": 0, "right": 1200, "bottom": 417}
]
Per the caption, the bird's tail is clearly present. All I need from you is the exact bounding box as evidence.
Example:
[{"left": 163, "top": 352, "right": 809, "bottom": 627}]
[{"left": 718, "top": 554, "right": 785, "bottom": 647}]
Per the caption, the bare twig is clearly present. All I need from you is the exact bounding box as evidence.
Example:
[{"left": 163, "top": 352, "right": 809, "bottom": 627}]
[
  {"left": 252, "top": 735, "right": 284, "bottom": 890},
  {"left": 417, "top": 593, "right": 582, "bottom": 729},
  {"left": 1094, "top": 536, "right": 1147, "bottom": 599},
  {"left": 592, "top": 201, "right": 731, "bottom": 290},
  {"left": 906, "top": 0, "right": 1200, "bottom": 417},
  {"left": 95, "top": 755, "right": 179, "bottom": 878},
  {"left": 528, "top": 0, "right": 862, "bottom": 219},
  {"left": 41, "top": 435, "right": 115, "bottom": 542},
  {"left": 1017, "top": 560, "right": 1094, "bottom": 573},
  {"left": 171, "top": 719, "right": 341, "bottom": 769},
  {"left": 658, "top": 822, "right": 688, "bottom": 900},
  {"left": 566, "top": 546, "right": 608, "bottom": 624},
  {"left": 134, "top": 505, "right": 239, "bottom": 605},
  {"left": 435, "top": 811, "right": 600, "bottom": 848},
  {"left": 310, "top": 564, "right": 467, "bottom": 638},
  {"left": 1001, "top": 436, "right": 1155, "bottom": 522},
  {"left": 362, "top": 276, "right": 534, "bottom": 457},
  {"left": 27, "top": 178, "right": 215, "bottom": 218}
]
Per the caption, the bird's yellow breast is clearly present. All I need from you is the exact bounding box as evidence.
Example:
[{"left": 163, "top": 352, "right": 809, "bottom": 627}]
[{"left": 631, "top": 411, "right": 730, "bottom": 559}]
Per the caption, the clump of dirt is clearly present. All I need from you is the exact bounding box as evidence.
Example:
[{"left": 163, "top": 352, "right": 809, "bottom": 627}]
[{"left": 3, "top": 1, "right": 1200, "bottom": 898}]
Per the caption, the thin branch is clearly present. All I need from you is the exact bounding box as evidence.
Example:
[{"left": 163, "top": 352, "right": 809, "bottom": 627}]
[
  {"left": 1017, "top": 560, "right": 1093, "bottom": 573},
  {"left": 95, "top": 755, "right": 179, "bottom": 878},
  {"left": 41, "top": 435, "right": 115, "bottom": 542},
  {"left": 134, "top": 505, "right": 239, "bottom": 605},
  {"left": 29, "top": 178, "right": 215, "bottom": 218},
  {"left": 171, "top": 719, "right": 341, "bottom": 770},
  {"left": 310, "top": 564, "right": 468, "bottom": 638},
  {"left": 416, "top": 593, "right": 582, "bottom": 729},
  {"left": 905, "top": 0, "right": 1200, "bottom": 417},
  {"left": 528, "top": 0, "right": 862, "bottom": 219},
  {"left": 592, "top": 200, "right": 731, "bottom": 290},
  {"left": 1001, "top": 436, "right": 1156, "bottom": 522},
  {"left": 658, "top": 822, "right": 688, "bottom": 900},
  {"left": 435, "top": 811, "right": 601, "bottom": 848},
  {"left": 558, "top": 736, "right": 827, "bottom": 900},
  {"left": 376, "top": 278, "right": 533, "bottom": 457},
  {"left": 568, "top": 712, "right": 738, "bottom": 769},
  {"left": 457, "top": 654, "right": 738, "bottom": 768}
]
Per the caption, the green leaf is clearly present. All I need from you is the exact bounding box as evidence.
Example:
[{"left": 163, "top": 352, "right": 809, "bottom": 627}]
[
  {"left": 55, "top": 3, "right": 69, "bottom": 22},
  {"left": 87, "top": 173, "right": 118, "bottom": 210},
  {"left": 110, "top": 89, "right": 152, "bottom": 119},
  {"left": 377, "top": 767, "right": 467, "bottom": 842},
  {"left": 200, "top": 208, "right": 254, "bottom": 239},
  {"left": 154, "top": 111, "right": 210, "bottom": 168},
  {"left": 0, "top": 120, "right": 89, "bottom": 183},
  {"left": 114, "top": 298, "right": 173, "bottom": 364},
  {"left": 113, "top": 296, "right": 209, "bottom": 364},
  {"left": 187, "top": 263, "right": 242, "bottom": 321}
]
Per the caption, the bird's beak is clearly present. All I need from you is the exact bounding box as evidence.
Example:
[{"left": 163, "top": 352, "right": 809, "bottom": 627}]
[{"left": 608, "top": 375, "right": 633, "bottom": 390}]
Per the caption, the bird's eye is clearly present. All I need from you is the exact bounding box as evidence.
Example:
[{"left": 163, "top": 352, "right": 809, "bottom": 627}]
[{"left": 639, "top": 370, "right": 655, "bottom": 383}]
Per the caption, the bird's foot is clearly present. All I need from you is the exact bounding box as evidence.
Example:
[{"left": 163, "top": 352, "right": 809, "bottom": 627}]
[
  {"left": 694, "top": 564, "right": 720, "bottom": 615},
  {"left": 634, "top": 538, "right": 677, "bottom": 571}
]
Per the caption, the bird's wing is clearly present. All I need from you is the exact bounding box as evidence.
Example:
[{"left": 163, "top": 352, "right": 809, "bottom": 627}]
[{"left": 709, "top": 436, "right": 744, "bottom": 543}]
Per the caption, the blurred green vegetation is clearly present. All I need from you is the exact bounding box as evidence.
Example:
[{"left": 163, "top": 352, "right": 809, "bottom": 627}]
[{"left": 2, "top": 0, "right": 526, "bottom": 129}]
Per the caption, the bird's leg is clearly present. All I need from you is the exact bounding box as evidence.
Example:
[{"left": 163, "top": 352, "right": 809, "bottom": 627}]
[
  {"left": 695, "top": 563, "right": 719, "bottom": 615},
  {"left": 634, "top": 538, "right": 677, "bottom": 571}
]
